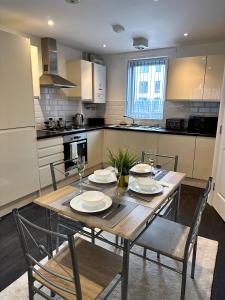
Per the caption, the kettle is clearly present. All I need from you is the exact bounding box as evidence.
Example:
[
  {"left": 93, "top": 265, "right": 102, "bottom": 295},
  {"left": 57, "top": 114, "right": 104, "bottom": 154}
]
[{"left": 73, "top": 113, "right": 84, "bottom": 127}]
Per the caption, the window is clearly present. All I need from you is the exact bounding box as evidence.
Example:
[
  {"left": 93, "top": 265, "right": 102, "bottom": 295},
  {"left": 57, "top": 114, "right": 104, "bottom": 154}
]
[
  {"left": 126, "top": 57, "right": 168, "bottom": 120},
  {"left": 139, "top": 81, "right": 148, "bottom": 94}
]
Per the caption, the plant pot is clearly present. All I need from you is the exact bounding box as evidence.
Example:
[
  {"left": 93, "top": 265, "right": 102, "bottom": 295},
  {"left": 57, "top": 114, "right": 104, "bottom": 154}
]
[{"left": 118, "top": 175, "right": 129, "bottom": 188}]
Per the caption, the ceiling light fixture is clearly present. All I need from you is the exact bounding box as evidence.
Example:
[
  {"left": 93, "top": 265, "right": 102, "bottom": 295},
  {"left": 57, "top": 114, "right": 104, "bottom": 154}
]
[
  {"left": 65, "top": 0, "right": 80, "bottom": 4},
  {"left": 112, "top": 24, "right": 125, "bottom": 33},
  {"left": 102, "top": 44, "right": 107, "bottom": 48},
  {"left": 184, "top": 33, "right": 189, "bottom": 37},
  {"left": 48, "top": 20, "right": 54, "bottom": 26},
  {"left": 133, "top": 37, "right": 149, "bottom": 50}
]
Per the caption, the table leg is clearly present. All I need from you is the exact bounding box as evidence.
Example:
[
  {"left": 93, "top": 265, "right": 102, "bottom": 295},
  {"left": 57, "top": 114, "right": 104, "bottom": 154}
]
[
  {"left": 175, "top": 185, "right": 181, "bottom": 222},
  {"left": 121, "top": 239, "right": 130, "bottom": 300}
]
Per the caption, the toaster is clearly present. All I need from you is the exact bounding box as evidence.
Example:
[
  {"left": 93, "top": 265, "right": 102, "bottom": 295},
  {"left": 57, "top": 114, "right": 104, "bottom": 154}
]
[{"left": 166, "top": 118, "right": 188, "bottom": 131}]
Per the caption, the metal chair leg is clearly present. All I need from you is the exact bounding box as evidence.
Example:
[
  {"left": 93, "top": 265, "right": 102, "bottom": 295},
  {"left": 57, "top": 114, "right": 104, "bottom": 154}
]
[
  {"left": 157, "top": 252, "right": 160, "bottom": 259},
  {"left": 181, "top": 259, "right": 188, "bottom": 300},
  {"left": 143, "top": 247, "right": 147, "bottom": 258},
  {"left": 191, "top": 238, "right": 198, "bottom": 279},
  {"left": 28, "top": 269, "right": 34, "bottom": 300},
  {"left": 91, "top": 228, "right": 95, "bottom": 244},
  {"left": 115, "top": 235, "right": 119, "bottom": 246}
]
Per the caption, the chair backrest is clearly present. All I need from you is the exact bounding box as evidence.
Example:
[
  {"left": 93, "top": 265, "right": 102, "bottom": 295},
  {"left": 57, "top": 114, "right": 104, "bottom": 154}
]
[
  {"left": 50, "top": 158, "right": 78, "bottom": 191},
  {"left": 141, "top": 151, "right": 179, "bottom": 172},
  {"left": 184, "top": 177, "right": 212, "bottom": 258},
  {"left": 13, "top": 209, "right": 82, "bottom": 300}
]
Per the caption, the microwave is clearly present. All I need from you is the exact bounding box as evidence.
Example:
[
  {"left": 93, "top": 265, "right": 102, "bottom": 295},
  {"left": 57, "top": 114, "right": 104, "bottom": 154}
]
[{"left": 188, "top": 116, "right": 218, "bottom": 134}]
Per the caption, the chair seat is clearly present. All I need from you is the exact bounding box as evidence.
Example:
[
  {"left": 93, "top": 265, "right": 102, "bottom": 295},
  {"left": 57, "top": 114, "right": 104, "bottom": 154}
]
[
  {"left": 33, "top": 238, "right": 122, "bottom": 300},
  {"left": 136, "top": 217, "right": 190, "bottom": 261}
]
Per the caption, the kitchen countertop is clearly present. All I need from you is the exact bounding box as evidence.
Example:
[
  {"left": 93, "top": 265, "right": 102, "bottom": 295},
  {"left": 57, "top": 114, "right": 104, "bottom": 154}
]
[{"left": 36, "top": 125, "right": 216, "bottom": 140}]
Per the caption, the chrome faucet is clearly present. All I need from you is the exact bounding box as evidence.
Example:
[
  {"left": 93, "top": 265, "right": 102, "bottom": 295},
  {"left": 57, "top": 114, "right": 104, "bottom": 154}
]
[{"left": 123, "top": 115, "right": 137, "bottom": 126}]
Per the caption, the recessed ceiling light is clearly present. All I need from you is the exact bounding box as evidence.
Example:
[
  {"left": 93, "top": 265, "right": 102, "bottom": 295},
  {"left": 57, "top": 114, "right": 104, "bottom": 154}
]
[
  {"left": 153, "top": 0, "right": 159, "bottom": 2},
  {"left": 48, "top": 20, "right": 54, "bottom": 26},
  {"left": 184, "top": 33, "right": 189, "bottom": 37},
  {"left": 102, "top": 44, "right": 107, "bottom": 48}
]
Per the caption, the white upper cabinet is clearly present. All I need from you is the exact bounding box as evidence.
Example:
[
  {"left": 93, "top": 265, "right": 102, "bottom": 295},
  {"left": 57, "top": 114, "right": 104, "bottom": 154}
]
[
  {"left": 167, "top": 55, "right": 225, "bottom": 102},
  {"left": 67, "top": 59, "right": 106, "bottom": 103},
  {"left": 30, "top": 45, "right": 40, "bottom": 98},
  {"left": 0, "top": 30, "right": 35, "bottom": 129},
  {"left": 93, "top": 63, "right": 106, "bottom": 103},
  {"left": 166, "top": 56, "right": 206, "bottom": 101},
  {"left": 67, "top": 59, "right": 93, "bottom": 100},
  {"left": 203, "top": 55, "right": 225, "bottom": 101}
]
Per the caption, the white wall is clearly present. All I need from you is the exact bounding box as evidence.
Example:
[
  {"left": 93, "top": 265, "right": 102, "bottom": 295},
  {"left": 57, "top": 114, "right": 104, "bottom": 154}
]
[{"left": 103, "top": 41, "right": 225, "bottom": 124}]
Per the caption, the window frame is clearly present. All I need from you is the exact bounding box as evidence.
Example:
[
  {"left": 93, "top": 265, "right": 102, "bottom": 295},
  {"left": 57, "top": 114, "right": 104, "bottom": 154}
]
[{"left": 126, "top": 57, "right": 168, "bottom": 121}]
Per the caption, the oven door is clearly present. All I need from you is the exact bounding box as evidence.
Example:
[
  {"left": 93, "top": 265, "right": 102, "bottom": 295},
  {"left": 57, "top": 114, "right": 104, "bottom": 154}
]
[{"left": 64, "top": 139, "right": 87, "bottom": 171}]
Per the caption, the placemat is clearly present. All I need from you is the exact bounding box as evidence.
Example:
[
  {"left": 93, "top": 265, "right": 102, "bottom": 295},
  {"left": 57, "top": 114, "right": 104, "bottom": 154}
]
[{"left": 51, "top": 192, "right": 138, "bottom": 229}]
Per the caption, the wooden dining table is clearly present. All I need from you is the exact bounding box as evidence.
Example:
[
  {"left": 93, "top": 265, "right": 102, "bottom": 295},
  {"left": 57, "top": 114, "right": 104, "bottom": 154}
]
[{"left": 34, "top": 170, "right": 185, "bottom": 300}]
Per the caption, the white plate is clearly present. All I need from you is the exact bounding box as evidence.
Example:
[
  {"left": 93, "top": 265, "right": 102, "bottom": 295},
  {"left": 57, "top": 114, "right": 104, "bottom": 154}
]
[
  {"left": 88, "top": 173, "right": 117, "bottom": 184},
  {"left": 70, "top": 192, "right": 112, "bottom": 213},
  {"left": 129, "top": 180, "right": 163, "bottom": 195}
]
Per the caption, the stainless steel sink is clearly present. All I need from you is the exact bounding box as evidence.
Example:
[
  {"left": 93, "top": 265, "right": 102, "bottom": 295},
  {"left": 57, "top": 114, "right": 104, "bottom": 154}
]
[{"left": 108, "top": 124, "right": 163, "bottom": 130}]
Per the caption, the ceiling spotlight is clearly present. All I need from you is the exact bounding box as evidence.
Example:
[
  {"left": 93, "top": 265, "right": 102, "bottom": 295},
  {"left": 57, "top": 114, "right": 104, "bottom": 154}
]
[
  {"left": 184, "top": 33, "right": 189, "bottom": 37},
  {"left": 112, "top": 24, "right": 125, "bottom": 33},
  {"left": 65, "top": 0, "right": 80, "bottom": 3},
  {"left": 102, "top": 44, "right": 107, "bottom": 48},
  {"left": 47, "top": 20, "right": 54, "bottom": 26}
]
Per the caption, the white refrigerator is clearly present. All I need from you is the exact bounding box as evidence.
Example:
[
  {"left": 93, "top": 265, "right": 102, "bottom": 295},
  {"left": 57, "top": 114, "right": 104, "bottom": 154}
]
[{"left": 0, "top": 30, "right": 39, "bottom": 208}]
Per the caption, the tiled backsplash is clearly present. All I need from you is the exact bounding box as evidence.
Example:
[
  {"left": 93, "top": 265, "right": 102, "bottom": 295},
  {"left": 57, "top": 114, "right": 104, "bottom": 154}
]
[
  {"left": 105, "top": 99, "right": 219, "bottom": 126},
  {"left": 34, "top": 88, "right": 105, "bottom": 129}
]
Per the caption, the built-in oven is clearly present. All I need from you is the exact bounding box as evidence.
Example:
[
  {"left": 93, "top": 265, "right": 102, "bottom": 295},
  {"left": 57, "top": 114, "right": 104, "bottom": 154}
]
[{"left": 63, "top": 132, "right": 87, "bottom": 171}]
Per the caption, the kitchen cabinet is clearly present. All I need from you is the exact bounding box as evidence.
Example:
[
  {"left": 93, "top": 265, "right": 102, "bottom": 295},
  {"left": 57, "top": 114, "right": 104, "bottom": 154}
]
[
  {"left": 30, "top": 45, "right": 40, "bottom": 98},
  {"left": 37, "top": 137, "right": 65, "bottom": 189},
  {"left": 193, "top": 137, "right": 215, "bottom": 180},
  {"left": 67, "top": 59, "right": 106, "bottom": 103},
  {"left": 0, "top": 30, "right": 35, "bottom": 129},
  {"left": 126, "top": 131, "right": 158, "bottom": 160},
  {"left": 203, "top": 55, "right": 225, "bottom": 101},
  {"left": 158, "top": 134, "right": 196, "bottom": 177},
  {"left": 87, "top": 130, "right": 104, "bottom": 168},
  {"left": 167, "top": 56, "right": 206, "bottom": 101},
  {"left": 0, "top": 128, "right": 39, "bottom": 207},
  {"left": 67, "top": 59, "right": 93, "bottom": 100},
  {"left": 103, "top": 130, "right": 128, "bottom": 162}
]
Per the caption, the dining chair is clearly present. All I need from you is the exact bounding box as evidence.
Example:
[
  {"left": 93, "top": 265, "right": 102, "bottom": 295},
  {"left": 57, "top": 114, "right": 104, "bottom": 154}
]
[
  {"left": 141, "top": 151, "right": 179, "bottom": 218},
  {"left": 13, "top": 209, "right": 122, "bottom": 300},
  {"left": 134, "top": 177, "right": 212, "bottom": 300},
  {"left": 50, "top": 160, "right": 97, "bottom": 245}
]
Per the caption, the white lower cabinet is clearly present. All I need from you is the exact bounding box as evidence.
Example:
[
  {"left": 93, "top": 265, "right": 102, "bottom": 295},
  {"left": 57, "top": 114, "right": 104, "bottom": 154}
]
[
  {"left": 126, "top": 131, "right": 159, "bottom": 160},
  {"left": 0, "top": 128, "right": 39, "bottom": 207},
  {"left": 87, "top": 130, "right": 103, "bottom": 168},
  {"left": 193, "top": 137, "right": 215, "bottom": 180},
  {"left": 37, "top": 137, "right": 65, "bottom": 189},
  {"left": 103, "top": 130, "right": 129, "bottom": 161},
  {"left": 158, "top": 134, "right": 196, "bottom": 177}
]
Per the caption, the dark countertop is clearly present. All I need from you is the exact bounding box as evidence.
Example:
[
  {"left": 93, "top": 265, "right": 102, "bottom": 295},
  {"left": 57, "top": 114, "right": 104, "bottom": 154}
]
[
  {"left": 37, "top": 125, "right": 216, "bottom": 140},
  {"left": 36, "top": 126, "right": 104, "bottom": 140}
]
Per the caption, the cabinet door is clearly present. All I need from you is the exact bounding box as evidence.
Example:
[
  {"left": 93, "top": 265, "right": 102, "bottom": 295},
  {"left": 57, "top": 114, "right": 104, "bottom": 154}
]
[
  {"left": 0, "top": 30, "right": 35, "bottom": 129},
  {"left": 81, "top": 60, "right": 93, "bottom": 100},
  {"left": 193, "top": 137, "right": 215, "bottom": 180},
  {"left": 93, "top": 63, "right": 106, "bottom": 103},
  {"left": 126, "top": 131, "right": 158, "bottom": 160},
  {"left": 203, "top": 55, "right": 225, "bottom": 101},
  {"left": 30, "top": 45, "right": 40, "bottom": 98},
  {"left": 103, "top": 130, "right": 128, "bottom": 162},
  {"left": 158, "top": 134, "right": 196, "bottom": 177},
  {"left": 87, "top": 130, "right": 103, "bottom": 168},
  {"left": 167, "top": 56, "right": 206, "bottom": 101},
  {"left": 0, "top": 128, "right": 39, "bottom": 207}
]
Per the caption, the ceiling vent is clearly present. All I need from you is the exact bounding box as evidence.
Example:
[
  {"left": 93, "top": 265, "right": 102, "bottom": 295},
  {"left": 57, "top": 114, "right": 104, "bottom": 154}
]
[
  {"left": 112, "top": 24, "right": 125, "bottom": 33},
  {"left": 133, "top": 37, "right": 149, "bottom": 50}
]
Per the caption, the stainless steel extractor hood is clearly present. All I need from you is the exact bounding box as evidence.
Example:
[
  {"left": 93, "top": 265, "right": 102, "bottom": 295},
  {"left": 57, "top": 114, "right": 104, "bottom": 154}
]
[{"left": 40, "top": 38, "right": 77, "bottom": 88}]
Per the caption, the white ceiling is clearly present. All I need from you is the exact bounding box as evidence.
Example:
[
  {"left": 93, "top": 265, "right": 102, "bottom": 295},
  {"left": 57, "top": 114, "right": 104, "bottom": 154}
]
[{"left": 0, "top": 0, "right": 225, "bottom": 54}]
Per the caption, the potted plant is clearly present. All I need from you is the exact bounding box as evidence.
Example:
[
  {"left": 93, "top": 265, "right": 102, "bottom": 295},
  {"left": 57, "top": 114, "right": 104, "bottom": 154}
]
[{"left": 108, "top": 149, "right": 137, "bottom": 187}]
